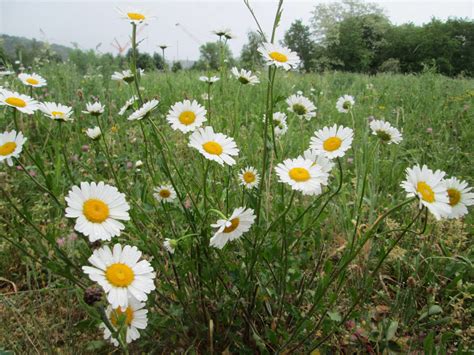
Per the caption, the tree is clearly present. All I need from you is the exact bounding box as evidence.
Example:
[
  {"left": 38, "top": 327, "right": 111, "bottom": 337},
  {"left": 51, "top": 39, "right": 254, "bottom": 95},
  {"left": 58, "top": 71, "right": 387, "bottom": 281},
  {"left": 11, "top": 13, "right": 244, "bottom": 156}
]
[
  {"left": 153, "top": 52, "right": 164, "bottom": 70},
  {"left": 193, "top": 42, "right": 233, "bottom": 70},
  {"left": 239, "top": 31, "right": 264, "bottom": 69},
  {"left": 282, "top": 20, "right": 316, "bottom": 71},
  {"left": 310, "top": 0, "right": 386, "bottom": 46}
]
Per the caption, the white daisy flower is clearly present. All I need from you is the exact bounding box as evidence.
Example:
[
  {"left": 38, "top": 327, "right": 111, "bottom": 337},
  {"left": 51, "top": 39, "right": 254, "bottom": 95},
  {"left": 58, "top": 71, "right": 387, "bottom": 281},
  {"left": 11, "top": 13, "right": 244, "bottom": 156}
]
[
  {"left": 302, "top": 149, "right": 335, "bottom": 175},
  {"left": 0, "top": 89, "right": 38, "bottom": 114},
  {"left": 230, "top": 67, "right": 260, "bottom": 85},
  {"left": 86, "top": 126, "right": 102, "bottom": 140},
  {"left": 0, "top": 70, "right": 14, "bottom": 77},
  {"left": 369, "top": 120, "right": 403, "bottom": 144},
  {"left": 213, "top": 28, "right": 234, "bottom": 39},
  {"left": 199, "top": 76, "right": 220, "bottom": 84},
  {"left": 188, "top": 126, "right": 239, "bottom": 166},
  {"left": 275, "top": 157, "right": 329, "bottom": 195},
  {"left": 101, "top": 296, "right": 148, "bottom": 347},
  {"left": 118, "top": 96, "right": 138, "bottom": 116},
  {"left": 166, "top": 99, "right": 207, "bottom": 133},
  {"left": 118, "top": 8, "right": 153, "bottom": 24},
  {"left": 258, "top": 43, "right": 300, "bottom": 70},
  {"left": 0, "top": 130, "right": 27, "bottom": 166},
  {"left": 400, "top": 164, "right": 451, "bottom": 220},
  {"left": 444, "top": 177, "right": 474, "bottom": 219},
  {"left": 153, "top": 184, "right": 177, "bottom": 203},
  {"left": 83, "top": 102, "right": 105, "bottom": 116},
  {"left": 239, "top": 166, "right": 260, "bottom": 189},
  {"left": 39, "top": 102, "right": 74, "bottom": 122},
  {"left": 127, "top": 99, "right": 159, "bottom": 121},
  {"left": 263, "top": 111, "right": 288, "bottom": 137},
  {"left": 82, "top": 243, "right": 156, "bottom": 309},
  {"left": 286, "top": 94, "right": 316, "bottom": 120},
  {"left": 111, "top": 69, "right": 135, "bottom": 84},
  {"left": 210, "top": 207, "right": 256, "bottom": 249},
  {"left": 18, "top": 72, "right": 47, "bottom": 87},
  {"left": 163, "top": 238, "right": 177, "bottom": 254},
  {"left": 65, "top": 182, "right": 130, "bottom": 242},
  {"left": 309, "top": 124, "right": 354, "bottom": 159},
  {"left": 336, "top": 95, "right": 355, "bottom": 113}
]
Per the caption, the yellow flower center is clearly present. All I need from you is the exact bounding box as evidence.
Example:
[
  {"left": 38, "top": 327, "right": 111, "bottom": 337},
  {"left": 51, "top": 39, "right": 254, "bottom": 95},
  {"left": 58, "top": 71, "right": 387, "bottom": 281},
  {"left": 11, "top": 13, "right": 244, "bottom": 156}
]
[
  {"left": 289, "top": 167, "right": 310, "bottom": 182},
  {"left": 202, "top": 141, "right": 223, "bottom": 155},
  {"left": 447, "top": 188, "right": 461, "bottom": 206},
  {"left": 105, "top": 263, "right": 135, "bottom": 287},
  {"left": 243, "top": 171, "right": 256, "bottom": 183},
  {"left": 0, "top": 142, "right": 17, "bottom": 156},
  {"left": 83, "top": 199, "right": 110, "bottom": 223},
  {"left": 179, "top": 111, "right": 196, "bottom": 125},
  {"left": 323, "top": 137, "right": 342, "bottom": 152},
  {"left": 110, "top": 306, "right": 134, "bottom": 327},
  {"left": 26, "top": 78, "right": 39, "bottom": 85},
  {"left": 127, "top": 12, "right": 145, "bottom": 21},
  {"left": 223, "top": 218, "right": 240, "bottom": 233},
  {"left": 416, "top": 181, "right": 435, "bottom": 203},
  {"left": 159, "top": 189, "right": 171, "bottom": 198},
  {"left": 5, "top": 97, "right": 26, "bottom": 108},
  {"left": 269, "top": 51, "right": 288, "bottom": 63},
  {"left": 52, "top": 111, "right": 64, "bottom": 118}
]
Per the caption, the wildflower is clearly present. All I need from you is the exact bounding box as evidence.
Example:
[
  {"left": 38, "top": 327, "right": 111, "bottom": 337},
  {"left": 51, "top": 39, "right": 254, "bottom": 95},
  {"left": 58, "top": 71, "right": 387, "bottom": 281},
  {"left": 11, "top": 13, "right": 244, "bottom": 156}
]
[
  {"left": 111, "top": 69, "right": 134, "bottom": 84},
  {"left": 369, "top": 120, "right": 403, "bottom": 144},
  {"left": 310, "top": 124, "right": 354, "bottom": 159},
  {"left": 188, "top": 126, "right": 239, "bottom": 166},
  {"left": 0, "top": 130, "right": 27, "bottom": 166},
  {"left": 210, "top": 207, "right": 256, "bottom": 249},
  {"left": 118, "top": 8, "right": 153, "bottom": 24},
  {"left": 258, "top": 43, "right": 300, "bottom": 70},
  {"left": 153, "top": 184, "right": 177, "bottom": 203},
  {"left": 86, "top": 127, "right": 101, "bottom": 140},
  {"left": 199, "top": 76, "right": 220, "bottom": 84},
  {"left": 82, "top": 243, "right": 156, "bottom": 308},
  {"left": 239, "top": 166, "right": 260, "bottom": 189},
  {"left": 65, "top": 182, "right": 130, "bottom": 242},
  {"left": 18, "top": 72, "right": 47, "bottom": 88},
  {"left": 286, "top": 94, "right": 316, "bottom": 120},
  {"left": 127, "top": 99, "right": 159, "bottom": 121},
  {"left": 275, "top": 157, "right": 329, "bottom": 195},
  {"left": 336, "top": 95, "right": 355, "bottom": 113},
  {"left": 118, "top": 96, "right": 138, "bottom": 116},
  {"left": 301, "top": 149, "right": 335, "bottom": 174},
  {"left": 0, "top": 89, "right": 38, "bottom": 114},
  {"left": 39, "top": 102, "right": 74, "bottom": 122},
  {"left": 0, "top": 70, "right": 14, "bottom": 76},
  {"left": 166, "top": 99, "right": 207, "bottom": 133},
  {"left": 135, "top": 160, "right": 143, "bottom": 168},
  {"left": 400, "top": 164, "right": 451, "bottom": 220},
  {"left": 83, "top": 102, "right": 105, "bottom": 116},
  {"left": 164, "top": 238, "right": 177, "bottom": 254},
  {"left": 264, "top": 112, "right": 288, "bottom": 137},
  {"left": 444, "top": 177, "right": 474, "bottom": 219},
  {"left": 230, "top": 67, "right": 260, "bottom": 85},
  {"left": 213, "top": 28, "right": 234, "bottom": 40}
]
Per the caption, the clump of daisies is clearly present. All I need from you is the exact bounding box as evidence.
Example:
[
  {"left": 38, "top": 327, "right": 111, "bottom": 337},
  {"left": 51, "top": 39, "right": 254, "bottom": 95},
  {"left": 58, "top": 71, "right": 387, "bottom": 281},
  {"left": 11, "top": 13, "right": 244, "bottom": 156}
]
[
  {"left": 0, "top": 130, "right": 27, "bottom": 166},
  {"left": 231, "top": 67, "right": 260, "bottom": 85},
  {"left": 286, "top": 94, "right": 316, "bottom": 120},
  {"left": 336, "top": 95, "right": 355, "bottom": 113},
  {"left": 166, "top": 99, "right": 207, "bottom": 133},
  {"left": 370, "top": 120, "right": 403, "bottom": 144},
  {"left": 258, "top": 43, "right": 300, "bottom": 70}
]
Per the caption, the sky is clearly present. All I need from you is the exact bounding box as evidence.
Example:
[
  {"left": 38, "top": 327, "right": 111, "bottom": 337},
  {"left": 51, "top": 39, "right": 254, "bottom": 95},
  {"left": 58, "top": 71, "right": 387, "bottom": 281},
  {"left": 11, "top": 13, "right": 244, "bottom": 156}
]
[{"left": 0, "top": 0, "right": 473, "bottom": 61}]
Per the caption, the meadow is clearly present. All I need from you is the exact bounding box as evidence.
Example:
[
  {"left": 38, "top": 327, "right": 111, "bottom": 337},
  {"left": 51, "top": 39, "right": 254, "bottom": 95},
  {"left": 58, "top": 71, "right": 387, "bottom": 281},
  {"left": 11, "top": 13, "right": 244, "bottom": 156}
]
[{"left": 1, "top": 6, "right": 474, "bottom": 354}]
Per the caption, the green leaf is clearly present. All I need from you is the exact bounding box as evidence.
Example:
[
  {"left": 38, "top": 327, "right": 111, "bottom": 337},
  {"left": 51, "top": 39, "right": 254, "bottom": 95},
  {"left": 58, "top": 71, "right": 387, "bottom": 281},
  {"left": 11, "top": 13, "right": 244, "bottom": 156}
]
[
  {"left": 327, "top": 311, "right": 341, "bottom": 322},
  {"left": 386, "top": 320, "right": 398, "bottom": 341}
]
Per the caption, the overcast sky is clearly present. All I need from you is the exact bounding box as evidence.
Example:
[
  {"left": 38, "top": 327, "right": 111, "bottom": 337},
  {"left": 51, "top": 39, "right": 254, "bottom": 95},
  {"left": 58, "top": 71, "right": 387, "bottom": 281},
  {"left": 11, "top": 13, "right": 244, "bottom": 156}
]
[{"left": 0, "top": 0, "right": 472, "bottom": 61}]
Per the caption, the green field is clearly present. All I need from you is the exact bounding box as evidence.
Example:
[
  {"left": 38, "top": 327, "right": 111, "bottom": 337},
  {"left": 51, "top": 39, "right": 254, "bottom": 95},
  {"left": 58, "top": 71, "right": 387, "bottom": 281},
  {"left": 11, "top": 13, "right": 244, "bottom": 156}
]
[{"left": 1, "top": 63, "right": 473, "bottom": 353}]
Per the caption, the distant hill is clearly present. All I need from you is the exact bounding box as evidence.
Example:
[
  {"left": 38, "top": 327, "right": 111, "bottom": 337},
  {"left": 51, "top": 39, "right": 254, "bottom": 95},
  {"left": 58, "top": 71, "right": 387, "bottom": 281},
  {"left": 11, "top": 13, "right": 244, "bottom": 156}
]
[{"left": 0, "top": 34, "right": 73, "bottom": 61}]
